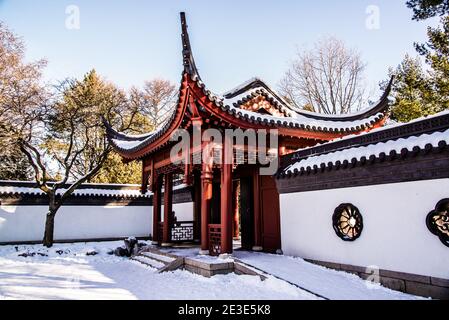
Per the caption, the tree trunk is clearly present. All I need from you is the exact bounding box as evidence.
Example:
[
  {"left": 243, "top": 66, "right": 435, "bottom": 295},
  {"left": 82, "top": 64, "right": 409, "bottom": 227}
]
[
  {"left": 43, "top": 211, "right": 56, "bottom": 248},
  {"left": 43, "top": 191, "right": 60, "bottom": 247}
]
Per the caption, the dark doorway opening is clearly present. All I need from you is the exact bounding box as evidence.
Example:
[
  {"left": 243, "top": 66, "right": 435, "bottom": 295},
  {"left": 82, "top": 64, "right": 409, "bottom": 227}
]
[{"left": 233, "top": 177, "right": 254, "bottom": 250}]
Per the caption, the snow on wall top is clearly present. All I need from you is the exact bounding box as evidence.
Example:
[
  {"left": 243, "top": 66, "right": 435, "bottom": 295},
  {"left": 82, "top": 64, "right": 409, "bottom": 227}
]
[
  {"left": 0, "top": 182, "right": 150, "bottom": 198},
  {"left": 0, "top": 181, "right": 190, "bottom": 198}
]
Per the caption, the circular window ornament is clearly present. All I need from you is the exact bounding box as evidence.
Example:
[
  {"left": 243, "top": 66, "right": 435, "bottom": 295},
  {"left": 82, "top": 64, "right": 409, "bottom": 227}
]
[
  {"left": 333, "top": 204, "right": 363, "bottom": 241},
  {"left": 426, "top": 199, "right": 449, "bottom": 248}
]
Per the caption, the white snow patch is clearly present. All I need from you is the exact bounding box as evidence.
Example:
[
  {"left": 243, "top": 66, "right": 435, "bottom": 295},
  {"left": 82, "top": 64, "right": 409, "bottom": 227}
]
[
  {"left": 0, "top": 241, "right": 316, "bottom": 300},
  {"left": 132, "top": 255, "right": 165, "bottom": 269},
  {"left": 141, "top": 251, "right": 175, "bottom": 263},
  {"left": 111, "top": 139, "right": 147, "bottom": 150}
]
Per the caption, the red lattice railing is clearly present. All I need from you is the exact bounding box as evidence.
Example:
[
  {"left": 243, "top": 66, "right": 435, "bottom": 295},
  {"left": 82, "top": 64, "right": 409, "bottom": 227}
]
[{"left": 208, "top": 224, "right": 222, "bottom": 256}]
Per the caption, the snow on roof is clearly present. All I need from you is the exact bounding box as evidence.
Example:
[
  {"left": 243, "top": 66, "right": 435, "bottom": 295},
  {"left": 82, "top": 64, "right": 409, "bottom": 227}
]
[
  {"left": 290, "top": 94, "right": 388, "bottom": 120},
  {"left": 293, "top": 109, "right": 449, "bottom": 153},
  {"left": 223, "top": 86, "right": 293, "bottom": 116},
  {"left": 105, "top": 12, "right": 392, "bottom": 157},
  {"left": 222, "top": 77, "right": 392, "bottom": 120},
  {"left": 106, "top": 74, "right": 389, "bottom": 157},
  {"left": 210, "top": 77, "right": 390, "bottom": 133},
  {"left": 222, "top": 77, "right": 265, "bottom": 97},
  {"left": 283, "top": 127, "right": 449, "bottom": 174},
  {"left": 107, "top": 75, "right": 388, "bottom": 155},
  {"left": 225, "top": 100, "right": 384, "bottom": 131},
  {"left": 111, "top": 138, "right": 149, "bottom": 150},
  {"left": 105, "top": 112, "right": 173, "bottom": 152}
]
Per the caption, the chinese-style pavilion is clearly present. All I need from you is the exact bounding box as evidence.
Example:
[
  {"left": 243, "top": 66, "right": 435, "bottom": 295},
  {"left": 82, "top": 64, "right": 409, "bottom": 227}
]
[{"left": 105, "top": 12, "right": 392, "bottom": 256}]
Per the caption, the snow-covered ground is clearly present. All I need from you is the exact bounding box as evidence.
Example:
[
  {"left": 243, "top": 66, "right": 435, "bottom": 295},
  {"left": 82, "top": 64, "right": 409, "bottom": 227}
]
[
  {"left": 158, "top": 247, "right": 422, "bottom": 300},
  {"left": 0, "top": 241, "right": 316, "bottom": 300},
  {"left": 0, "top": 241, "right": 423, "bottom": 300},
  {"left": 233, "top": 251, "right": 423, "bottom": 300}
]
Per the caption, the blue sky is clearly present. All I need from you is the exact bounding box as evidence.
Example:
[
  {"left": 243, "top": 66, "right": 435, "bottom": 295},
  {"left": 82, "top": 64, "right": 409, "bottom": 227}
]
[{"left": 0, "top": 0, "right": 438, "bottom": 96}]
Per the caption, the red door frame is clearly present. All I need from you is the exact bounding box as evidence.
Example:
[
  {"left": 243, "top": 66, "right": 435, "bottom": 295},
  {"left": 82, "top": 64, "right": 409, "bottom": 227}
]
[{"left": 258, "top": 175, "right": 282, "bottom": 253}]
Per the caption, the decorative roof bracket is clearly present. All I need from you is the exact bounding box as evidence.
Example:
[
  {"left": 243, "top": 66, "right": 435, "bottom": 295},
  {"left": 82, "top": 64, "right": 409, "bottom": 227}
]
[{"left": 180, "top": 12, "right": 201, "bottom": 80}]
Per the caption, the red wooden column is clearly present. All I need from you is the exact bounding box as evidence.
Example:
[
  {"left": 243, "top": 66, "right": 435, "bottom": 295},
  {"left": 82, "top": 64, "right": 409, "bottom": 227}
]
[
  {"left": 232, "top": 181, "right": 240, "bottom": 240},
  {"left": 252, "top": 168, "right": 263, "bottom": 251},
  {"left": 193, "top": 171, "right": 202, "bottom": 242},
  {"left": 162, "top": 173, "right": 173, "bottom": 246},
  {"left": 152, "top": 175, "right": 162, "bottom": 244},
  {"left": 220, "top": 163, "right": 233, "bottom": 254},
  {"left": 200, "top": 163, "right": 213, "bottom": 254},
  {"left": 220, "top": 131, "right": 234, "bottom": 255}
]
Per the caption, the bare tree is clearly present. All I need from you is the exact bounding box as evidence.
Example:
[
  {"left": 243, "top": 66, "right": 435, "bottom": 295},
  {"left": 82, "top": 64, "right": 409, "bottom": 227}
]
[
  {"left": 279, "top": 37, "right": 367, "bottom": 114},
  {"left": 129, "top": 79, "right": 177, "bottom": 129},
  {"left": 18, "top": 138, "right": 110, "bottom": 248},
  {"left": 0, "top": 21, "right": 122, "bottom": 247},
  {"left": 16, "top": 69, "right": 147, "bottom": 247},
  {"left": 10, "top": 71, "right": 152, "bottom": 247},
  {"left": 0, "top": 21, "right": 173, "bottom": 247},
  {"left": 0, "top": 22, "right": 48, "bottom": 179}
]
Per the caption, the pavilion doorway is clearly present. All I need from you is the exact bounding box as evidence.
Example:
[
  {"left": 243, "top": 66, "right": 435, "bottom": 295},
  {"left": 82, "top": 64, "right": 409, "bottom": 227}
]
[
  {"left": 206, "top": 171, "right": 255, "bottom": 254},
  {"left": 232, "top": 177, "right": 254, "bottom": 251},
  {"left": 203, "top": 165, "right": 281, "bottom": 256}
]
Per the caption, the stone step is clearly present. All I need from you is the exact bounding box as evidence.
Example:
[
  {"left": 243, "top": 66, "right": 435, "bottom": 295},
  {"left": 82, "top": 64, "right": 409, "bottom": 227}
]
[
  {"left": 133, "top": 247, "right": 267, "bottom": 279},
  {"left": 131, "top": 255, "right": 166, "bottom": 270},
  {"left": 159, "top": 257, "right": 185, "bottom": 273},
  {"left": 141, "top": 251, "right": 175, "bottom": 265},
  {"left": 132, "top": 250, "right": 184, "bottom": 273}
]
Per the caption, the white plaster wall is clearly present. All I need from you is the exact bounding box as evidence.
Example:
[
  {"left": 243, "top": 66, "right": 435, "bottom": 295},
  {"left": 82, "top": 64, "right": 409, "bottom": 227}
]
[
  {"left": 280, "top": 178, "right": 449, "bottom": 280},
  {"left": 160, "top": 202, "right": 194, "bottom": 222},
  {"left": 174, "top": 202, "right": 194, "bottom": 221},
  {"left": 0, "top": 205, "right": 152, "bottom": 243}
]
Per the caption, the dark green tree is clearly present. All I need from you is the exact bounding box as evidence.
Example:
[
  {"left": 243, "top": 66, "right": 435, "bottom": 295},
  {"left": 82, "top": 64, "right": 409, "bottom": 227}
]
[
  {"left": 387, "top": 2, "right": 449, "bottom": 122},
  {"left": 387, "top": 55, "right": 437, "bottom": 122},
  {"left": 0, "top": 153, "right": 32, "bottom": 180},
  {"left": 406, "top": 0, "right": 449, "bottom": 21},
  {"left": 91, "top": 153, "right": 142, "bottom": 184},
  {"left": 415, "top": 16, "right": 449, "bottom": 110}
]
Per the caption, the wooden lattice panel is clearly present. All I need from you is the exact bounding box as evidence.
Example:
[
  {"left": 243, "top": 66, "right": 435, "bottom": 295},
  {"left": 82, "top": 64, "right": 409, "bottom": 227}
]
[
  {"left": 171, "top": 221, "right": 194, "bottom": 242},
  {"left": 208, "top": 224, "right": 222, "bottom": 256}
]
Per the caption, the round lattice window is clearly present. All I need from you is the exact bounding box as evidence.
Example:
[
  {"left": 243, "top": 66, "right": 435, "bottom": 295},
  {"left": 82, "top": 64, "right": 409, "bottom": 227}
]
[
  {"left": 333, "top": 204, "right": 363, "bottom": 241},
  {"left": 426, "top": 199, "right": 449, "bottom": 248}
]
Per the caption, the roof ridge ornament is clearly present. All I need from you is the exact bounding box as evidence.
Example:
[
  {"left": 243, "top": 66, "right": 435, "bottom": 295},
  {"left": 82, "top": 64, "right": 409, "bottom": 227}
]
[{"left": 180, "top": 12, "right": 201, "bottom": 80}]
